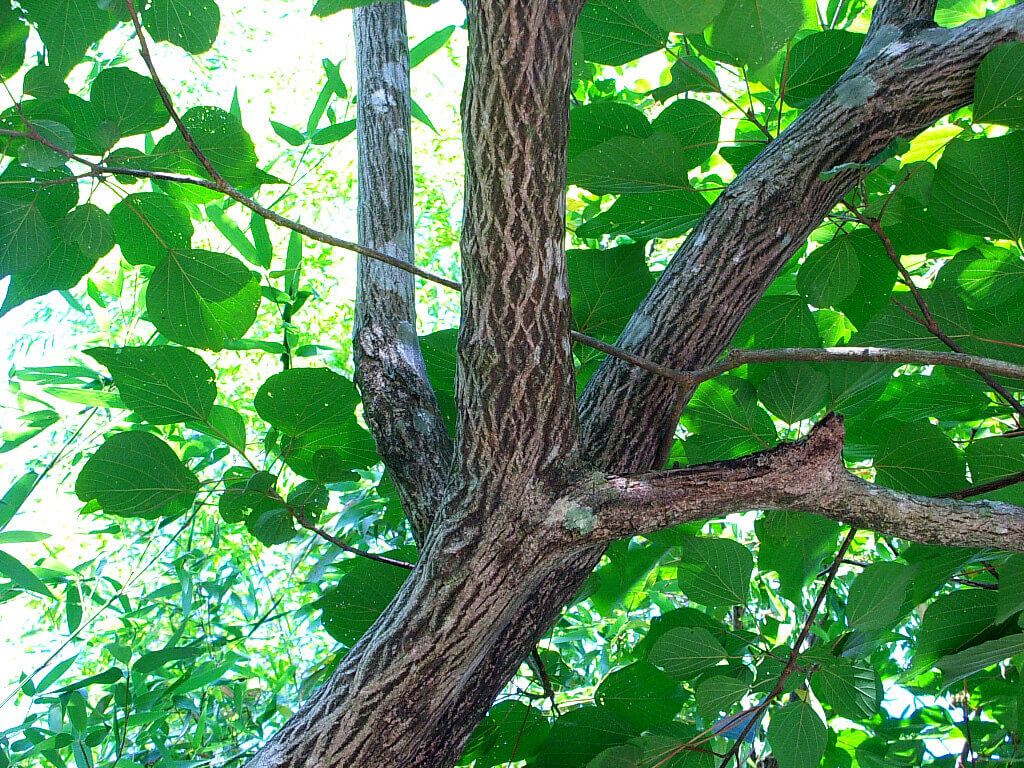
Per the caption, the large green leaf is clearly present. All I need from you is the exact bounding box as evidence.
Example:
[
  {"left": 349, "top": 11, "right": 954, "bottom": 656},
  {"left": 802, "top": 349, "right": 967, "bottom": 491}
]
[
  {"left": 710, "top": 0, "right": 805, "bottom": 68},
  {"left": 568, "top": 133, "right": 694, "bottom": 195},
  {"left": 86, "top": 346, "right": 216, "bottom": 425},
  {"left": 63, "top": 204, "right": 115, "bottom": 260},
  {"left": 0, "top": 239, "right": 98, "bottom": 316},
  {"left": 934, "top": 245, "right": 1024, "bottom": 309},
  {"left": 649, "top": 626, "right": 727, "bottom": 680},
  {"left": 936, "top": 633, "right": 1024, "bottom": 689},
  {"left": 576, "top": 189, "right": 710, "bottom": 241},
  {"left": 0, "top": 5, "right": 29, "bottom": 79},
  {"left": 110, "top": 193, "right": 194, "bottom": 266},
  {"left": 143, "top": 0, "right": 220, "bottom": 54},
  {"left": 767, "top": 700, "right": 827, "bottom": 768},
  {"left": 418, "top": 328, "right": 458, "bottom": 435},
  {"left": 911, "top": 588, "right": 998, "bottom": 673},
  {"left": 464, "top": 701, "right": 550, "bottom": 768},
  {"left": 145, "top": 249, "right": 260, "bottom": 350},
  {"left": 695, "top": 675, "right": 748, "bottom": 720},
  {"left": 929, "top": 134, "right": 1024, "bottom": 241},
  {"left": 781, "top": 30, "right": 863, "bottom": 108},
  {"left": 530, "top": 706, "right": 635, "bottom": 768},
  {"left": 152, "top": 106, "right": 261, "bottom": 195},
  {"left": 996, "top": 554, "right": 1024, "bottom": 624},
  {"left": 90, "top": 67, "right": 169, "bottom": 138},
  {"left": 964, "top": 435, "right": 1024, "bottom": 506},
  {"left": 650, "top": 98, "right": 721, "bottom": 171},
  {"left": 846, "top": 562, "right": 912, "bottom": 631},
  {"left": 317, "top": 551, "right": 414, "bottom": 646},
  {"left": 810, "top": 657, "right": 878, "bottom": 721},
  {"left": 19, "top": 0, "right": 115, "bottom": 75},
  {"left": 254, "top": 367, "right": 379, "bottom": 481},
  {"left": 568, "top": 103, "right": 652, "bottom": 162},
  {"left": 675, "top": 536, "right": 753, "bottom": 607},
  {"left": 757, "top": 363, "right": 828, "bottom": 424},
  {"left": 594, "top": 662, "right": 687, "bottom": 729},
  {"left": 0, "top": 165, "right": 78, "bottom": 276},
  {"left": 75, "top": 431, "right": 199, "bottom": 519},
  {"left": 734, "top": 295, "right": 821, "bottom": 354},
  {"left": 649, "top": 57, "right": 721, "bottom": 100},
  {"left": 872, "top": 421, "right": 966, "bottom": 496},
  {"left": 797, "top": 235, "right": 862, "bottom": 308},
  {"left": 679, "top": 377, "right": 778, "bottom": 463},
  {"left": 573, "top": 0, "right": 665, "bottom": 66},
  {"left": 755, "top": 510, "right": 839, "bottom": 603},
  {"left": 568, "top": 242, "right": 654, "bottom": 343},
  {"left": 638, "top": 0, "right": 726, "bottom": 33},
  {"left": 973, "top": 41, "right": 1024, "bottom": 129}
]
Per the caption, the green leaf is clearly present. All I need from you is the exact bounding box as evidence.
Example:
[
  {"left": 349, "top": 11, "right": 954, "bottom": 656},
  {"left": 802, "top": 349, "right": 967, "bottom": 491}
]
[
  {"left": 310, "top": 119, "right": 356, "bottom": 145},
  {"left": 247, "top": 506, "right": 295, "bottom": 546},
  {"left": 206, "top": 202, "right": 259, "bottom": 266},
  {"left": 0, "top": 549, "right": 54, "bottom": 598},
  {"left": 110, "top": 193, "right": 194, "bottom": 266},
  {"left": 649, "top": 626, "right": 727, "bottom": 680},
  {"left": 409, "top": 25, "right": 455, "bottom": 68},
  {"left": 270, "top": 120, "right": 305, "bottom": 146},
  {"left": 649, "top": 56, "right": 721, "bottom": 100},
  {"left": 568, "top": 102, "right": 652, "bottom": 162},
  {"left": 574, "top": 0, "right": 665, "bottom": 66},
  {"left": 638, "top": 0, "right": 726, "bottom": 33},
  {"left": 576, "top": 189, "right": 710, "bottom": 241},
  {"left": 755, "top": 510, "right": 840, "bottom": 603},
  {"left": 810, "top": 658, "right": 878, "bottom": 721},
  {"left": 797, "top": 235, "right": 862, "bottom": 307},
  {"left": 757, "top": 364, "right": 828, "bottom": 424},
  {"left": 781, "top": 30, "right": 863, "bottom": 108},
  {"left": 650, "top": 98, "right": 721, "bottom": 170},
  {"left": 675, "top": 536, "right": 753, "bottom": 607},
  {"left": 86, "top": 346, "right": 216, "bottom": 424},
  {"left": 680, "top": 378, "right": 778, "bottom": 463},
  {"left": 996, "top": 555, "right": 1024, "bottom": 624},
  {"left": 935, "top": 245, "right": 1024, "bottom": 309},
  {"left": 734, "top": 295, "right": 821, "bottom": 355},
  {"left": 569, "top": 133, "right": 694, "bottom": 195},
  {"left": 18, "top": 0, "right": 115, "bottom": 75},
  {"left": 419, "top": 328, "right": 458, "bottom": 435},
  {"left": 568, "top": 242, "right": 655, "bottom": 343},
  {"left": 0, "top": 196, "right": 51, "bottom": 276},
  {"left": 965, "top": 435, "right": 1024, "bottom": 506},
  {"left": 767, "top": 700, "right": 827, "bottom": 768},
  {"left": 152, "top": 106, "right": 261, "bottom": 195},
  {"left": 465, "top": 701, "right": 550, "bottom": 768},
  {"left": 143, "top": 0, "right": 220, "bottom": 54},
  {"left": 19, "top": 120, "right": 75, "bottom": 171},
  {"left": 75, "top": 431, "right": 200, "bottom": 519},
  {"left": 872, "top": 421, "right": 966, "bottom": 496},
  {"left": 595, "top": 662, "right": 687, "bottom": 730},
  {"left": 911, "top": 588, "right": 998, "bottom": 673},
  {"left": 936, "top": 633, "right": 1024, "bottom": 689},
  {"left": 711, "top": 0, "right": 805, "bottom": 68},
  {"left": 0, "top": 6, "right": 29, "bottom": 79},
  {"left": 0, "top": 239, "right": 98, "bottom": 317},
  {"left": 530, "top": 706, "right": 635, "bottom": 768},
  {"left": 846, "top": 562, "right": 912, "bottom": 631},
  {"left": 63, "top": 204, "right": 115, "bottom": 260},
  {"left": 90, "top": 67, "right": 168, "bottom": 138},
  {"left": 132, "top": 646, "right": 202, "bottom": 675},
  {"left": 254, "top": 367, "right": 379, "bottom": 481},
  {"left": 188, "top": 404, "right": 247, "bottom": 452},
  {"left": 695, "top": 675, "right": 748, "bottom": 720},
  {"left": 317, "top": 550, "right": 415, "bottom": 646},
  {"left": 145, "top": 249, "right": 260, "bottom": 350},
  {"left": 929, "top": 134, "right": 1024, "bottom": 241},
  {"left": 973, "top": 41, "right": 1024, "bottom": 128}
]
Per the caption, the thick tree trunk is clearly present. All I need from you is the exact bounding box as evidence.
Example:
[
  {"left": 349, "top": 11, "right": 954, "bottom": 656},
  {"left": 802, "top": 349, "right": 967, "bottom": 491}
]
[{"left": 247, "top": 3, "right": 1024, "bottom": 767}]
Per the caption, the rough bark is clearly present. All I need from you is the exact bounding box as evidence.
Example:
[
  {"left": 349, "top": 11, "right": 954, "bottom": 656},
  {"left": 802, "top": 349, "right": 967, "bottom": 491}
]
[
  {"left": 247, "top": 3, "right": 1024, "bottom": 768},
  {"left": 351, "top": 2, "right": 452, "bottom": 544}
]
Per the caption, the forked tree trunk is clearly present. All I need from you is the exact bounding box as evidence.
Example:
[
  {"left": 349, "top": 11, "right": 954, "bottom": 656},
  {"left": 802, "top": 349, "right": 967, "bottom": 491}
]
[{"left": 246, "top": 1, "right": 1024, "bottom": 766}]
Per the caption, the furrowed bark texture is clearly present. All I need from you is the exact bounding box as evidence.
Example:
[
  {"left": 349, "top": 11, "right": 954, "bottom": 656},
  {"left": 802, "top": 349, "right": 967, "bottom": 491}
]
[
  {"left": 249, "top": 2, "right": 584, "bottom": 766},
  {"left": 248, "top": 5, "right": 1024, "bottom": 768},
  {"left": 351, "top": 2, "right": 452, "bottom": 544}
]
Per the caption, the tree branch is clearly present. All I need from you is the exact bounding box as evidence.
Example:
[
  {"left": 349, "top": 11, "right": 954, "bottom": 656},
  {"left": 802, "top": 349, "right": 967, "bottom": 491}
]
[
  {"left": 548, "top": 414, "right": 1024, "bottom": 552},
  {"left": 351, "top": 3, "right": 452, "bottom": 544},
  {"left": 867, "top": 0, "right": 938, "bottom": 39}
]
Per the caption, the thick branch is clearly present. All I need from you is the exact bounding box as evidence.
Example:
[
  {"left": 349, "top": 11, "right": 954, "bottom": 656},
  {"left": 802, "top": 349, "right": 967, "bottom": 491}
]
[
  {"left": 868, "top": 0, "right": 938, "bottom": 38},
  {"left": 352, "top": 2, "right": 452, "bottom": 544},
  {"left": 579, "top": 2, "right": 1024, "bottom": 475},
  {"left": 548, "top": 414, "right": 1024, "bottom": 552}
]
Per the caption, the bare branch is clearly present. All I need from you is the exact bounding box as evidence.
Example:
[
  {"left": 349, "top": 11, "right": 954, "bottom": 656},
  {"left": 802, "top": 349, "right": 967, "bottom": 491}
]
[
  {"left": 549, "top": 414, "right": 1024, "bottom": 552},
  {"left": 352, "top": 3, "right": 452, "bottom": 544}
]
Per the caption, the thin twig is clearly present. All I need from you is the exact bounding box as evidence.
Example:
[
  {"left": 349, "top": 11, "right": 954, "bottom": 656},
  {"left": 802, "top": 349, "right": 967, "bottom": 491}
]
[
  {"left": 529, "top": 648, "right": 561, "bottom": 715},
  {"left": 938, "top": 470, "right": 1024, "bottom": 500}
]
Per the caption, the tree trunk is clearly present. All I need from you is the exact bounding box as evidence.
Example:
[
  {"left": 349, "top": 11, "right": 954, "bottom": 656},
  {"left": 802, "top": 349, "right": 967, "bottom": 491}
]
[{"left": 246, "top": 2, "right": 1024, "bottom": 767}]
